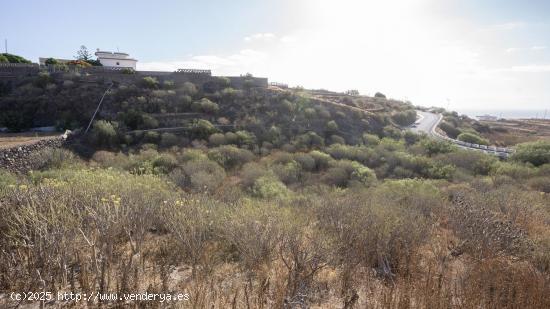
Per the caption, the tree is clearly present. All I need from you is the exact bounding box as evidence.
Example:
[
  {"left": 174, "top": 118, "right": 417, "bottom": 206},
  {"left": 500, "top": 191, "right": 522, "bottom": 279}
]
[
  {"left": 374, "top": 92, "right": 386, "bottom": 99},
  {"left": 76, "top": 45, "right": 91, "bottom": 61},
  {"left": 346, "top": 89, "right": 360, "bottom": 96}
]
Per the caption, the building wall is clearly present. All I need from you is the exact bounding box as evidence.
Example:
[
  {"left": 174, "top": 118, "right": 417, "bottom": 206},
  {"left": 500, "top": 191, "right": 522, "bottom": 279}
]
[{"left": 98, "top": 58, "right": 137, "bottom": 69}]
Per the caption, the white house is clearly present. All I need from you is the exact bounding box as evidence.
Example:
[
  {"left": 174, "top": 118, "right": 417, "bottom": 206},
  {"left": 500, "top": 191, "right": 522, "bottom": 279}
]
[
  {"left": 476, "top": 114, "right": 498, "bottom": 121},
  {"left": 95, "top": 49, "right": 137, "bottom": 69}
]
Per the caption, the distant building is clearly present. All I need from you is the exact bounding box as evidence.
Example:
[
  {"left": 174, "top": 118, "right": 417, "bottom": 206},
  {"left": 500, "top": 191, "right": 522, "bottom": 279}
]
[
  {"left": 477, "top": 114, "right": 498, "bottom": 121},
  {"left": 95, "top": 49, "right": 137, "bottom": 69}
]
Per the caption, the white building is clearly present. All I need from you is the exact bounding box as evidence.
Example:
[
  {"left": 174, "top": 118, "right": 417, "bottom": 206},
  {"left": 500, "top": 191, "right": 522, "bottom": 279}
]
[
  {"left": 95, "top": 49, "right": 137, "bottom": 69},
  {"left": 476, "top": 114, "right": 498, "bottom": 121}
]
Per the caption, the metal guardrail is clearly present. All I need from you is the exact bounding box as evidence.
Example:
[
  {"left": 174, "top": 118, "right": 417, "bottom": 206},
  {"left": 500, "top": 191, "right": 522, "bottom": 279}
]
[
  {"left": 430, "top": 113, "right": 514, "bottom": 158},
  {"left": 175, "top": 69, "right": 212, "bottom": 75}
]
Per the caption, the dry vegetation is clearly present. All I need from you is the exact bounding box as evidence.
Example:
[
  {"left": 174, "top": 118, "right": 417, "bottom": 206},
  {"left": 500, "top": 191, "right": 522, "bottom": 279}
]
[{"left": 1, "top": 75, "right": 550, "bottom": 308}]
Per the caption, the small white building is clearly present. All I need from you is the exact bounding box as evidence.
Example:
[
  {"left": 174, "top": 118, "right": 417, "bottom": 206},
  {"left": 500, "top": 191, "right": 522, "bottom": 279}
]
[
  {"left": 476, "top": 114, "right": 498, "bottom": 121},
  {"left": 95, "top": 49, "right": 137, "bottom": 69}
]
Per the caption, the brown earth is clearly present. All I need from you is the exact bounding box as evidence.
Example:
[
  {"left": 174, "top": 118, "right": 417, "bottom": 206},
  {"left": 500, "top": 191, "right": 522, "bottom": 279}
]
[{"left": 479, "top": 118, "right": 550, "bottom": 146}]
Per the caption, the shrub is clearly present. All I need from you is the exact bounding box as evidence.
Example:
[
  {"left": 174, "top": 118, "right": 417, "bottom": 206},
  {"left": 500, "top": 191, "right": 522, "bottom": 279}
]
[
  {"left": 0, "top": 169, "right": 17, "bottom": 192},
  {"left": 151, "top": 153, "right": 178, "bottom": 174},
  {"left": 294, "top": 132, "right": 324, "bottom": 150},
  {"left": 309, "top": 150, "right": 333, "bottom": 170},
  {"left": 44, "top": 58, "right": 59, "bottom": 65},
  {"left": 273, "top": 160, "right": 302, "bottom": 184},
  {"left": 208, "top": 133, "right": 227, "bottom": 146},
  {"left": 159, "top": 132, "right": 179, "bottom": 148},
  {"left": 235, "top": 130, "right": 256, "bottom": 146},
  {"left": 374, "top": 92, "right": 386, "bottom": 99},
  {"left": 192, "top": 119, "right": 218, "bottom": 138},
  {"left": 329, "top": 135, "right": 345, "bottom": 145},
  {"left": 512, "top": 141, "right": 550, "bottom": 167},
  {"left": 193, "top": 98, "right": 219, "bottom": 114},
  {"left": 143, "top": 131, "right": 160, "bottom": 143},
  {"left": 323, "top": 160, "right": 376, "bottom": 187},
  {"left": 383, "top": 125, "right": 402, "bottom": 139},
  {"left": 527, "top": 176, "right": 550, "bottom": 193},
  {"left": 439, "top": 121, "right": 461, "bottom": 138},
  {"left": 30, "top": 148, "right": 78, "bottom": 170},
  {"left": 181, "top": 82, "right": 198, "bottom": 96},
  {"left": 239, "top": 162, "right": 268, "bottom": 189},
  {"left": 141, "top": 114, "right": 159, "bottom": 129},
  {"left": 207, "top": 145, "right": 255, "bottom": 170},
  {"left": 326, "top": 120, "right": 339, "bottom": 132},
  {"left": 391, "top": 110, "right": 416, "bottom": 126},
  {"left": 420, "top": 139, "right": 453, "bottom": 156},
  {"left": 171, "top": 159, "right": 226, "bottom": 192},
  {"left": 457, "top": 132, "right": 489, "bottom": 145},
  {"left": 251, "top": 174, "right": 290, "bottom": 199},
  {"left": 178, "top": 149, "right": 208, "bottom": 163},
  {"left": 293, "top": 153, "right": 316, "bottom": 171},
  {"left": 142, "top": 76, "right": 159, "bottom": 89},
  {"left": 90, "top": 120, "right": 119, "bottom": 148},
  {"left": 363, "top": 133, "right": 380, "bottom": 146},
  {"left": 1, "top": 53, "right": 32, "bottom": 63}
]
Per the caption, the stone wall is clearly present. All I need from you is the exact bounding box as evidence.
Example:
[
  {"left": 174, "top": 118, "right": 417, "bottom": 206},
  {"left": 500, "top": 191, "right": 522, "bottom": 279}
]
[
  {"left": 0, "top": 135, "right": 68, "bottom": 173},
  {"left": 0, "top": 64, "right": 269, "bottom": 89},
  {"left": 0, "top": 63, "right": 40, "bottom": 80}
]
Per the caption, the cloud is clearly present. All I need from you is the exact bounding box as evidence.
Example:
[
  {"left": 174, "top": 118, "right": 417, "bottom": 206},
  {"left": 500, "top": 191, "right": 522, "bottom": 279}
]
[
  {"left": 485, "top": 21, "right": 526, "bottom": 31},
  {"left": 506, "top": 46, "right": 547, "bottom": 53},
  {"left": 508, "top": 64, "right": 550, "bottom": 73},
  {"left": 244, "top": 33, "right": 276, "bottom": 42}
]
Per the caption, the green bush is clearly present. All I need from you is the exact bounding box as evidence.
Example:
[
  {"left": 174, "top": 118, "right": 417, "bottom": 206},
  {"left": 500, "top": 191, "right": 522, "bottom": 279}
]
[
  {"left": 439, "top": 121, "right": 461, "bottom": 139},
  {"left": 420, "top": 139, "right": 453, "bottom": 156},
  {"left": 192, "top": 98, "right": 219, "bottom": 114},
  {"left": 151, "top": 153, "right": 178, "bottom": 174},
  {"left": 192, "top": 119, "right": 218, "bottom": 138},
  {"left": 208, "top": 133, "right": 227, "bottom": 146},
  {"left": 293, "top": 153, "right": 316, "bottom": 171},
  {"left": 251, "top": 174, "right": 290, "bottom": 199},
  {"left": 90, "top": 120, "right": 119, "bottom": 148},
  {"left": 323, "top": 160, "right": 376, "bottom": 187},
  {"left": 207, "top": 145, "right": 255, "bottom": 170},
  {"left": 309, "top": 150, "right": 333, "bottom": 171},
  {"left": 1, "top": 53, "right": 31, "bottom": 63},
  {"left": 273, "top": 160, "right": 302, "bottom": 184},
  {"left": 362, "top": 133, "right": 380, "bottom": 146},
  {"left": 391, "top": 110, "right": 416, "bottom": 126},
  {"left": 142, "top": 76, "right": 159, "bottom": 89},
  {"left": 326, "top": 120, "right": 339, "bottom": 132},
  {"left": 457, "top": 132, "right": 489, "bottom": 145},
  {"left": 159, "top": 133, "right": 179, "bottom": 148},
  {"left": 512, "top": 141, "right": 550, "bottom": 167}
]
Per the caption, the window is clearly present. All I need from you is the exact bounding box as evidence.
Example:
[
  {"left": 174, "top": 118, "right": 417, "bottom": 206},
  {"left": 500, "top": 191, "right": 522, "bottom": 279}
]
[{"left": 116, "top": 62, "right": 120, "bottom": 65}]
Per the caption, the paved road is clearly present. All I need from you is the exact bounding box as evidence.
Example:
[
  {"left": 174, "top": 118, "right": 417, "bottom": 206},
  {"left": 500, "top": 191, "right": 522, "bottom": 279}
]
[
  {"left": 410, "top": 111, "right": 513, "bottom": 158},
  {"left": 411, "top": 111, "right": 441, "bottom": 136}
]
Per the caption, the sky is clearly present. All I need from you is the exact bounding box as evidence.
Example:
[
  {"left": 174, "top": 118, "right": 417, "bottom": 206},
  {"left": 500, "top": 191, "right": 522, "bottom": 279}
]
[{"left": 2, "top": 0, "right": 550, "bottom": 113}]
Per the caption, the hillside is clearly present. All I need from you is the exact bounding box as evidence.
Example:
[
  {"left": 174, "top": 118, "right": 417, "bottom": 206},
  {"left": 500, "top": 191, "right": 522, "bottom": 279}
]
[{"left": 1, "top": 72, "right": 550, "bottom": 308}]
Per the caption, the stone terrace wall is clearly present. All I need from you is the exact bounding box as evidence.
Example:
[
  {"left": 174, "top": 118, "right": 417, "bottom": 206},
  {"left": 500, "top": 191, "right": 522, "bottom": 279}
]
[
  {"left": 0, "top": 63, "right": 40, "bottom": 80},
  {"left": 0, "top": 64, "right": 269, "bottom": 89}
]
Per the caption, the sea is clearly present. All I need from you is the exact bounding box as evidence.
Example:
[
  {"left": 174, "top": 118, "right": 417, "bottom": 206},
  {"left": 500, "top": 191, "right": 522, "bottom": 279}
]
[{"left": 453, "top": 109, "right": 550, "bottom": 120}]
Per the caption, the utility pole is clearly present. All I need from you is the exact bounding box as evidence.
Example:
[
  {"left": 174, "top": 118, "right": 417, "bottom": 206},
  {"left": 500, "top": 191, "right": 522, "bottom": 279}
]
[{"left": 4, "top": 39, "right": 7, "bottom": 53}]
